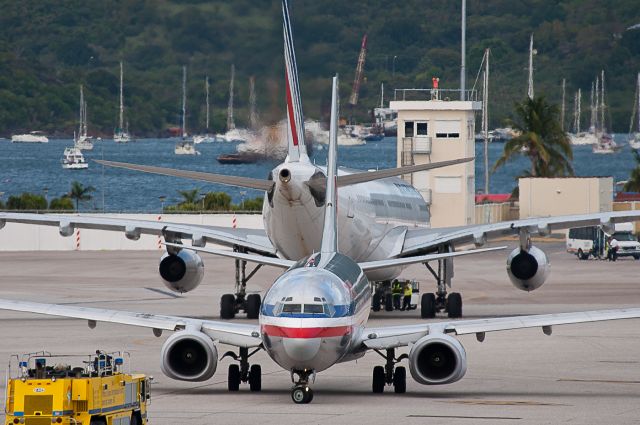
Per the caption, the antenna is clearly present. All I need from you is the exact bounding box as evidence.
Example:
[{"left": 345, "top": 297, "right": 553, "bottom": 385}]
[{"left": 527, "top": 34, "right": 534, "bottom": 100}]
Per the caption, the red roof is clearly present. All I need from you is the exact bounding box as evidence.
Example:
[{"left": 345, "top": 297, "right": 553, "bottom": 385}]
[{"left": 475, "top": 194, "right": 511, "bottom": 203}]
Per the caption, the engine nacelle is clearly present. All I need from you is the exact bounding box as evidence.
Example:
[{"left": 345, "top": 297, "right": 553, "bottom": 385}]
[
  {"left": 506, "top": 245, "right": 550, "bottom": 292},
  {"left": 408, "top": 334, "right": 467, "bottom": 385},
  {"left": 159, "top": 249, "right": 204, "bottom": 293},
  {"left": 160, "top": 330, "right": 217, "bottom": 381}
]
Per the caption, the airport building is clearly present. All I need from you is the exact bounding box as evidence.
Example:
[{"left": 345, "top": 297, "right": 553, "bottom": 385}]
[{"left": 390, "top": 89, "right": 482, "bottom": 227}]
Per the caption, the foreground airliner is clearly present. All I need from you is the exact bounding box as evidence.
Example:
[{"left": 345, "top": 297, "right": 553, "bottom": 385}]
[
  {"left": 2, "top": 76, "right": 640, "bottom": 404},
  {"left": 2, "top": 0, "right": 640, "bottom": 323}
]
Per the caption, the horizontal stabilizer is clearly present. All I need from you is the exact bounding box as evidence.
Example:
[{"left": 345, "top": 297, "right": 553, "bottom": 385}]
[
  {"left": 358, "top": 246, "right": 506, "bottom": 272},
  {"left": 163, "top": 242, "right": 294, "bottom": 269},
  {"left": 337, "top": 157, "right": 473, "bottom": 187},
  {"left": 95, "top": 160, "right": 274, "bottom": 191}
]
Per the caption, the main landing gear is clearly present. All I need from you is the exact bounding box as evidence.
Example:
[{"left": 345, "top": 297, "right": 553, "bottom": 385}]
[
  {"left": 290, "top": 369, "right": 315, "bottom": 404},
  {"left": 372, "top": 348, "right": 408, "bottom": 393},
  {"left": 220, "top": 245, "right": 263, "bottom": 319},
  {"left": 421, "top": 244, "right": 463, "bottom": 319},
  {"left": 222, "top": 347, "right": 262, "bottom": 391}
]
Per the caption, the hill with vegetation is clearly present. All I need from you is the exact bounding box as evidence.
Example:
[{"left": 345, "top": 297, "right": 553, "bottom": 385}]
[{"left": 1, "top": 0, "right": 639, "bottom": 137}]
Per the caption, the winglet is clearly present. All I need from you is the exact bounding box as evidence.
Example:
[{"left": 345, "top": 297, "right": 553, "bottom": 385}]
[
  {"left": 320, "top": 75, "right": 339, "bottom": 257},
  {"left": 282, "top": 0, "right": 308, "bottom": 163}
]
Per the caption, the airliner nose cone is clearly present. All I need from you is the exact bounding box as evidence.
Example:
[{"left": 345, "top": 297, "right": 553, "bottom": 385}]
[{"left": 283, "top": 337, "right": 321, "bottom": 362}]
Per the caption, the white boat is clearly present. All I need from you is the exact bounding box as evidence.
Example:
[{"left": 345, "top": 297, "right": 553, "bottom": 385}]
[
  {"left": 628, "top": 72, "right": 640, "bottom": 150},
  {"left": 174, "top": 66, "right": 199, "bottom": 155},
  {"left": 193, "top": 76, "right": 216, "bottom": 144},
  {"left": 75, "top": 85, "right": 94, "bottom": 151},
  {"left": 592, "top": 71, "right": 618, "bottom": 154},
  {"left": 61, "top": 146, "right": 88, "bottom": 169},
  {"left": 114, "top": 62, "right": 133, "bottom": 143},
  {"left": 11, "top": 131, "right": 48, "bottom": 143},
  {"left": 221, "top": 64, "right": 251, "bottom": 143}
]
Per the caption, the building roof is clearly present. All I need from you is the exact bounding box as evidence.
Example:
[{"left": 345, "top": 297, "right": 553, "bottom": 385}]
[
  {"left": 614, "top": 192, "right": 640, "bottom": 202},
  {"left": 475, "top": 193, "right": 512, "bottom": 203}
]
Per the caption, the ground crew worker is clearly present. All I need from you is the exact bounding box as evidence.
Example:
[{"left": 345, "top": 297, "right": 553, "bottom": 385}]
[
  {"left": 401, "top": 281, "right": 412, "bottom": 311},
  {"left": 392, "top": 279, "right": 402, "bottom": 310},
  {"left": 609, "top": 236, "right": 619, "bottom": 261}
]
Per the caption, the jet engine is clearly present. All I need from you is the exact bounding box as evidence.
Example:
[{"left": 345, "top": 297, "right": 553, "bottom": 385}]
[
  {"left": 160, "top": 330, "right": 218, "bottom": 381},
  {"left": 408, "top": 334, "right": 467, "bottom": 385},
  {"left": 506, "top": 245, "right": 550, "bottom": 292},
  {"left": 159, "top": 249, "right": 204, "bottom": 293}
]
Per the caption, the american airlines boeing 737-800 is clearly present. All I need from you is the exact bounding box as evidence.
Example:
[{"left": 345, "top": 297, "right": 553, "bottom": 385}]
[
  {"left": 1, "top": 72, "right": 640, "bottom": 405},
  {"left": 2, "top": 0, "right": 640, "bottom": 324}
]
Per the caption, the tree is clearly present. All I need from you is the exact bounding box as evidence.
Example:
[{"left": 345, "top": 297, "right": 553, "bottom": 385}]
[
  {"left": 204, "top": 192, "right": 231, "bottom": 211},
  {"left": 68, "top": 181, "right": 96, "bottom": 212},
  {"left": 49, "top": 196, "right": 74, "bottom": 211},
  {"left": 6, "top": 193, "right": 47, "bottom": 210},
  {"left": 493, "top": 96, "right": 574, "bottom": 180},
  {"left": 623, "top": 150, "right": 640, "bottom": 192}
]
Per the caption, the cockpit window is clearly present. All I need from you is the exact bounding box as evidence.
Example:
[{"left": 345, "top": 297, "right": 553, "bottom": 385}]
[
  {"left": 281, "top": 304, "right": 301, "bottom": 313},
  {"left": 303, "top": 304, "right": 324, "bottom": 314}
]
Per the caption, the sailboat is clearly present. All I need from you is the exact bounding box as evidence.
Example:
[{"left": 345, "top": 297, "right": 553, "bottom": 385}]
[
  {"left": 628, "top": 72, "right": 640, "bottom": 150},
  {"left": 593, "top": 71, "right": 619, "bottom": 154},
  {"left": 75, "top": 85, "right": 94, "bottom": 151},
  {"left": 114, "top": 61, "right": 132, "bottom": 143},
  {"left": 193, "top": 76, "right": 218, "bottom": 144},
  {"left": 221, "top": 64, "right": 250, "bottom": 143},
  {"left": 570, "top": 88, "right": 597, "bottom": 145},
  {"left": 175, "top": 66, "right": 200, "bottom": 155}
]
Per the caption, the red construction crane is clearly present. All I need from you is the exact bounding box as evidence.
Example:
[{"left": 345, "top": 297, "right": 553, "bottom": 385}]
[{"left": 349, "top": 34, "right": 368, "bottom": 106}]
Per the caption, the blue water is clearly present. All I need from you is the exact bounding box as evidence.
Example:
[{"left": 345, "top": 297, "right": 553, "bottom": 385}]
[{"left": 0, "top": 136, "right": 636, "bottom": 212}]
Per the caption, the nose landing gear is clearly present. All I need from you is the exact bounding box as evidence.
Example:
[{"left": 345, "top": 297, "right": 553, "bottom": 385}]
[{"left": 290, "top": 369, "right": 315, "bottom": 404}]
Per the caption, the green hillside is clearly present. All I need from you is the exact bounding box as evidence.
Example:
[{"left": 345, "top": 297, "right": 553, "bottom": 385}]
[{"left": 1, "top": 0, "right": 639, "bottom": 136}]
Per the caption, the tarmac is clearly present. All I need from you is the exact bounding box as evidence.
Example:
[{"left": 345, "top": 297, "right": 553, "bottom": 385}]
[{"left": 0, "top": 241, "right": 639, "bottom": 424}]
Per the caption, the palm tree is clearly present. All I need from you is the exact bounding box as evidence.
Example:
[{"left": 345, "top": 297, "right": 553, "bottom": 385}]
[
  {"left": 493, "top": 96, "right": 574, "bottom": 179},
  {"left": 68, "top": 181, "right": 96, "bottom": 212},
  {"left": 178, "top": 188, "right": 200, "bottom": 205},
  {"left": 623, "top": 150, "right": 640, "bottom": 192}
]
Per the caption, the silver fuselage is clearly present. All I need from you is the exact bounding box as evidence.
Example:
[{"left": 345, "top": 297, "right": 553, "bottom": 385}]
[
  {"left": 260, "top": 252, "right": 370, "bottom": 372},
  {"left": 262, "top": 161, "right": 430, "bottom": 281}
]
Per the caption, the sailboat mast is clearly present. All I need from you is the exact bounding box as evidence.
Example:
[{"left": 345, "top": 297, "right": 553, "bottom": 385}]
[
  {"left": 182, "top": 65, "right": 187, "bottom": 138},
  {"left": 637, "top": 73, "right": 640, "bottom": 133},
  {"left": 600, "top": 70, "right": 605, "bottom": 133},
  {"left": 227, "top": 64, "right": 235, "bottom": 131},
  {"left": 595, "top": 76, "right": 600, "bottom": 133},
  {"left": 590, "top": 81, "right": 595, "bottom": 132},
  {"left": 205, "top": 76, "right": 210, "bottom": 131},
  {"left": 119, "top": 61, "right": 124, "bottom": 131},
  {"left": 83, "top": 101, "right": 88, "bottom": 137},
  {"left": 577, "top": 89, "right": 581, "bottom": 133},
  {"left": 561, "top": 78, "right": 565, "bottom": 131},
  {"left": 249, "top": 76, "right": 258, "bottom": 130},
  {"left": 527, "top": 34, "right": 534, "bottom": 100},
  {"left": 380, "top": 82, "right": 384, "bottom": 108},
  {"left": 482, "top": 48, "right": 490, "bottom": 195},
  {"left": 78, "top": 85, "right": 84, "bottom": 138}
]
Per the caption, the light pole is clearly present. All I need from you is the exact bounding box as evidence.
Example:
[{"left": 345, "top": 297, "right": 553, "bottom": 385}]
[
  {"left": 240, "top": 191, "right": 247, "bottom": 211},
  {"left": 159, "top": 195, "right": 166, "bottom": 215},
  {"left": 392, "top": 55, "right": 398, "bottom": 77}
]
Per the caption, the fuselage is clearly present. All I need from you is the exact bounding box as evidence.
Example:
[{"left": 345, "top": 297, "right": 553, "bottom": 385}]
[
  {"left": 259, "top": 252, "right": 370, "bottom": 372},
  {"left": 262, "top": 160, "right": 430, "bottom": 281}
]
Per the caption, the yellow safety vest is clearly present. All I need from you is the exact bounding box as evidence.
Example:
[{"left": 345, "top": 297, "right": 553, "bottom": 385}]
[{"left": 403, "top": 286, "right": 412, "bottom": 296}]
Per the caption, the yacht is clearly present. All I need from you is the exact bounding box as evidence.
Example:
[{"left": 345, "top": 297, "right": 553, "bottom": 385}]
[
  {"left": 62, "top": 146, "right": 88, "bottom": 169},
  {"left": 174, "top": 66, "right": 199, "bottom": 155},
  {"left": 114, "top": 62, "right": 133, "bottom": 143},
  {"left": 75, "top": 85, "right": 94, "bottom": 150},
  {"left": 11, "top": 131, "right": 48, "bottom": 143},
  {"left": 592, "top": 133, "right": 619, "bottom": 154}
]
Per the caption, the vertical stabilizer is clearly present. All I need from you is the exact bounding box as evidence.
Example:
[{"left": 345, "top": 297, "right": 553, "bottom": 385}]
[
  {"left": 282, "top": 0, "right": 308, "bottom": 162},
  {"left": 320, "top": 75, "right": 339, "bottom": 258}
]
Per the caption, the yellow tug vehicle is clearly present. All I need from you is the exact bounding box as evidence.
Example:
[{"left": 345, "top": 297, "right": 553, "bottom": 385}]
[{"left": 4, "top": 350, "right": 150, "bottom": 425}]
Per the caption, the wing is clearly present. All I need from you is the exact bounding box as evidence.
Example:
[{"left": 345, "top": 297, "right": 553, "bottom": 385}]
[
  {"left": 401, "top": 211, "right": 640, "bottom": 256},
  {"left": 0, "top": 212, "right": 275, "bottom": 255},
  {"left": 361, "top": 308, "right": 640, "bottom": 350},
  {"left": 0, "top": 299, "right": 261, "bottom": 348}
]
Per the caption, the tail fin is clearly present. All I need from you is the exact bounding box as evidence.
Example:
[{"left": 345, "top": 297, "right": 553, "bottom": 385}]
[
  {"left": 320, "top": 75, "right": 339, "bottom": 257},
  {"left": 282, "top": 0, "right": 308, "bottom": 163}
]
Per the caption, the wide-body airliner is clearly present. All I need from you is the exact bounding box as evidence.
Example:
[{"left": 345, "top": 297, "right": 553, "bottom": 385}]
[
  {"left": 1, "top": 0, "right": 640, "bottom": 325},
  {"left": 1, "top": 72, "right": 640, "bottom": 405}
]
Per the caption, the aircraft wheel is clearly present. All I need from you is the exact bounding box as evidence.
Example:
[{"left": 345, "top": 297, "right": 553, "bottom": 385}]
[
  {"left": 228, "top": 364, "right": 241, "bottom": 391},
  {"left": 384, "top": 293, "right": 393, "bottom": 311},
  {"left": 221, "top": 294, "right": 236, "bottom": 319},
  {"left": 447, "top": 293, "right": 463, "bottom": 318},
  {"left": 249, "top": 364, "right": 262, "bottom": 392},
  {"left": 291, "top": 385, "right": 313, "bottom": 404},
  {"left": 372, "top": 365, "right": 385, "bottom": 393},
  {"left": 246, "top": 294, "right": 261, "bottom": 319},
  {"left": 421, "top": 293, "right": 436, "bottom": 318},
  {"left": 393, "top": 366, "right": 406, "bottom": 394}
]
